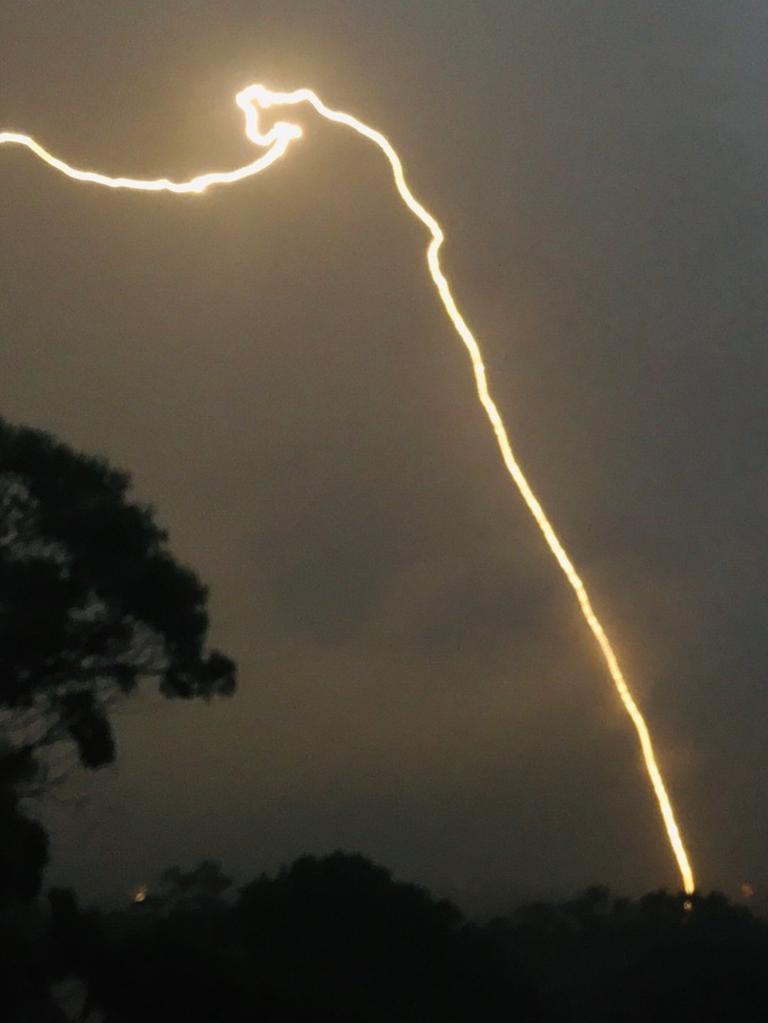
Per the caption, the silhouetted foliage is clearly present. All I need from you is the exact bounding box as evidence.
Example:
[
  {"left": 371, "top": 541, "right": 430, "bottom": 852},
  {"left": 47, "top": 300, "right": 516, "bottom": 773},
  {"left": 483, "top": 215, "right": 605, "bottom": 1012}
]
[
  {"left": 487, "top": 885, "right": 768, "bottom": 1023},
  {"left": 3, "top": 851, "right": 768, "bottom": 1022},
  {"left": 0, "top": 749, "right": 49, "bottom": 904},
  {"left": 150, "top": 860, "right": 234, "bottom": 914},
  {"left": 50, "top": 851, "right": 528, "bottom": 1022},
  {"left": 0, "top": 417, "right": 236, "bottom": 903}
]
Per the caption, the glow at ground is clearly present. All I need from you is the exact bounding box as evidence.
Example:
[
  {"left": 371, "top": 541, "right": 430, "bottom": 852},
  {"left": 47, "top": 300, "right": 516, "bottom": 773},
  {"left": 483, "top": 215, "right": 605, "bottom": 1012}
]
[{"left": 0, "top": 83, "right": 696, "bottom": 895}]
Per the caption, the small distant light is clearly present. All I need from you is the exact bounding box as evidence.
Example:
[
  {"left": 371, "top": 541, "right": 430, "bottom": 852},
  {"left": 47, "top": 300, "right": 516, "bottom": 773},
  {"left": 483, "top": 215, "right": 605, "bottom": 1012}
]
[
  {"left": 740, "top": 882, "right": 755, "bottom": 899},
  {"left": 683, "top": 899, "right": 693, "bottom": 912},
  {"left": 133, "top": 885, "right": 147, "bottom": 904}
]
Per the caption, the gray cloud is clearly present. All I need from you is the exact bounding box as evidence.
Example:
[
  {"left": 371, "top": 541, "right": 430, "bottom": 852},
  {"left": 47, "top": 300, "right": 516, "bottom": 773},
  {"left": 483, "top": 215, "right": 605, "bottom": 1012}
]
[{"left": 1, "top": 0, "right": 766, "bottom": 907}]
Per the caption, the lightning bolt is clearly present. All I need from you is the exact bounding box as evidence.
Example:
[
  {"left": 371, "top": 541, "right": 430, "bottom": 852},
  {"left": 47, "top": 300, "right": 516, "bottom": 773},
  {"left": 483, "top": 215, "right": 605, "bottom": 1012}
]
[{"left": 1, "top": 83, "right": 696, "bottom": 894}]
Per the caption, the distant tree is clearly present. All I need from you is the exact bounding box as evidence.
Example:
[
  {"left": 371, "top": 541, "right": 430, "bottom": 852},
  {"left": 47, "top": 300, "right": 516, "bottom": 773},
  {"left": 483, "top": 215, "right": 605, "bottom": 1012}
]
[
  {"left": 151, "top": 860, "right": 234, "bottom": 914},
  {"left": 236, "top": 851, "right": 520, "bottom": 1021},
  {"left": 73, "top": 852, "right": 524, "bottom": 1023},
  {"left": 0, "top": 417, "right": 236, "bottom": 899},
  {"left": 18, "top": 853, "right": 768, "bottom": 1023}
]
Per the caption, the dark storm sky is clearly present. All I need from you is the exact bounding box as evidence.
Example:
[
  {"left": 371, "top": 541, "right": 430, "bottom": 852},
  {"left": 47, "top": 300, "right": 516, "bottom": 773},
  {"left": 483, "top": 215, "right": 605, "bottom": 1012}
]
[{"left": 1, "top": 1, "right": 766, "bottom": 909}]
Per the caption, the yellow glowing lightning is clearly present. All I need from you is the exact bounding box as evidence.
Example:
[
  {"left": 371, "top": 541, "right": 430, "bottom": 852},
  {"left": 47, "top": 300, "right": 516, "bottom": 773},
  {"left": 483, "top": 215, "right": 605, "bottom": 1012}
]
[{"left": 0, "top": 83, "right": 695, "bottom": 894}]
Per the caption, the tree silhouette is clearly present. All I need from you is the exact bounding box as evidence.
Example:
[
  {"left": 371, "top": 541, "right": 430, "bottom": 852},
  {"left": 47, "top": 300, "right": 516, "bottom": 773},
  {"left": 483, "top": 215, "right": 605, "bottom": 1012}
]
[
  {"left": 148, "top": 860, "right": 234, "bottom": 914},
  {"left": 0, "top": 417, "right": 236, "bottom": 900},
  {"left": 7, "top": 853, "right": 768, "bottom": 1022},
  {"left": 0, "top": 748, "right": 49, "bottom": 904}
]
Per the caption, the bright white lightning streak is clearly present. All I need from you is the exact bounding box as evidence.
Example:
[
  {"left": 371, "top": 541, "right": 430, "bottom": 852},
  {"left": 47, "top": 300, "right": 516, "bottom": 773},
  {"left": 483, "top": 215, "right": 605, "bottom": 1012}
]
[{"left": 1, "top": 84, "right": 695, "bottom": 894}]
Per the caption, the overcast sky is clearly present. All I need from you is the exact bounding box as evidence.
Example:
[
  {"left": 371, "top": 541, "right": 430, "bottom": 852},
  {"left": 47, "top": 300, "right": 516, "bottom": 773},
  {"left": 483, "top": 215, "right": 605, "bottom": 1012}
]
[{"left": 1, "top": 1, "right": 766, "bottom": 911}]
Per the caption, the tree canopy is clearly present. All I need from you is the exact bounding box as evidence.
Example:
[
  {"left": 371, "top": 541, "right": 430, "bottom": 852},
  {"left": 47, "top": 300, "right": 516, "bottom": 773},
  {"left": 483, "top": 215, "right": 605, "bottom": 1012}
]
[
  {"left": 7, "top": 852, "right": 763, "bottom": 1023},
  {"left": 0, "top": 416, "right": 235, "bottom": 773},
  {"left": 0, "top": 417, "right": 236, "bottom": 902}
]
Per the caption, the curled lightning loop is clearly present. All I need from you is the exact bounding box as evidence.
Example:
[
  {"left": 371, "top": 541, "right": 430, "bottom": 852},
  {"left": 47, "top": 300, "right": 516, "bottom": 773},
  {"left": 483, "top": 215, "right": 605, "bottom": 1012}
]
[{"left": 1, "top": 84, "right": 695, "bottom": 894}]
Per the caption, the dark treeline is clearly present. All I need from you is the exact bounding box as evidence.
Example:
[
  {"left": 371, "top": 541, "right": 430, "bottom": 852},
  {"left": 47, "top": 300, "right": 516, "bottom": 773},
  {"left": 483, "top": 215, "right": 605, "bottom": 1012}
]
[{"left": 2, "top": 851, "right": 766, "bottom": 1022}]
